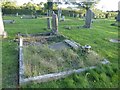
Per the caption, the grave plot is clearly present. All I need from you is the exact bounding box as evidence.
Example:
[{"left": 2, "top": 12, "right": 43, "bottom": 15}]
[{"left": 19, "top": 33, "right": 109, "bottom": 85}]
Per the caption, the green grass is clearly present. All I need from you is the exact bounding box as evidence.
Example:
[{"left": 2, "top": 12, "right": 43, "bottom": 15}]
[{"left": 2, "top": 15, "right": 119, "bottom": 88}]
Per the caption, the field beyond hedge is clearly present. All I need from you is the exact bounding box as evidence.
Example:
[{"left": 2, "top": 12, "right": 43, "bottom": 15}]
[{"left": 2, "top": 16, "right": 119, "bottom": 88}]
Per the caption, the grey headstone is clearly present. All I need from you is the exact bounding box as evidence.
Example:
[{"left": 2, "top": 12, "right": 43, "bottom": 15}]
[
  {"left": 83, "top": 9, "right": 94, "bottom": 28},
  {"left": 47, "top": 10, "right": 51, "bottom": 29},
  {"left": 52, "top": 12, "right": 58, "bottom": 34},
  {"left": 58, "top": 8, "right": 62, "bottom": 21}
]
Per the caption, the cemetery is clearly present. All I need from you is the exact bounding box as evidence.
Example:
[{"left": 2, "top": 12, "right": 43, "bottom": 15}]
[{"left": 1, "top": 0, "right": 119, "bottom": 89}]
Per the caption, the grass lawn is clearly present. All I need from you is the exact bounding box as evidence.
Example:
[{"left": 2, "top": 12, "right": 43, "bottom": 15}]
[{"left": 2, "top": 16, "right": 119, "bottom": 88}]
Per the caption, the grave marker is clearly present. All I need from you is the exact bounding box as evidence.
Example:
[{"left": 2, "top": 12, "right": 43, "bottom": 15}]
[
  {"left": 47, "top": 10, "right": 51, "bottom": 29},
  {"left": 52, "top": 12, "right": 58, "bottom": 34},
  {"left": 83, "top": 9, "right": 94, "bottom": 28},
  {"left": 0, "top": 8, "right": 7, "bottom": 38},
  {"left": 61, "top": 16, "right": 65, "bottom": 21},
  {"left": 58, "top": 8, "right": 62, "bottom": 21},
  {"left": 16, "top": 13, "right": 18, "bottom": 17}
]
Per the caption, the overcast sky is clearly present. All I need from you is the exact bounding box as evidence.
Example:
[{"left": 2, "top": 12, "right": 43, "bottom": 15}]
[{"left": 16, "top": 0, "right": 120, "bottom": 11}]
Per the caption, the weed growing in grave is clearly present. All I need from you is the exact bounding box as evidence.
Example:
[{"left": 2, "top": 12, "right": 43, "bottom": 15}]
[{"left": 23, "top": 44, "right": 103, "bottom": 77}]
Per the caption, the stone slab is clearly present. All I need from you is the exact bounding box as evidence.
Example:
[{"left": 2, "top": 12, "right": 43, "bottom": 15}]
[{"left": 64, "top": 40, "right": 79, "bottom": 50}]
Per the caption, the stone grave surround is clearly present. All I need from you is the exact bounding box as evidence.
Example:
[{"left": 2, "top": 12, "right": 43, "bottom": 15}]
[
  {"left": 0, "top": 8, "right": 7, "bottom": 38},
  {"left": 52, "top": 12, "right": 58, "bottom": 34},
  {"left": 83, "top": 9, "right": 94, "bottom": 28}
]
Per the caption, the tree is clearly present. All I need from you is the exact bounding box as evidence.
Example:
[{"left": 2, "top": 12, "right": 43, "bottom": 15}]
[{"left": 2, "top": 0, "right": 17, "bottom": 9}]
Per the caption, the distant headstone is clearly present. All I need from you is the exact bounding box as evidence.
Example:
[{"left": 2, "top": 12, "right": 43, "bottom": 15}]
[
  {"left": 58, "top": 8, "right": 62, "bottom": 21},
  {"left": 61, "top": 16, "right": 65, "bottom": 21},
  {"left": 47, "top": 10, "right": 51, "bottom": 29},
  {"left": 83, "top": 9, "right": 94, "bottom": 28},
  {"left": 52, "top": 12, "right": 58, "bottom": 34},
  {"left": 0, "top": 8, "right": 7, "bottom": 38},
  {"left": 16, "top": 13, "right": 18, "bottom": 17},
  {"left": 3, "top": 20, "right": 15, "bottom": 24}
]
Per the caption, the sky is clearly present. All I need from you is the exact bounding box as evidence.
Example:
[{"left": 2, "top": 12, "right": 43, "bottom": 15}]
[{"left": 16, "top": 0, "right": 120, "bottom": 11}]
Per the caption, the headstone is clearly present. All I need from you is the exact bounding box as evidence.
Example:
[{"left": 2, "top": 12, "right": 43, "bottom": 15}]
[
  {"left": 47, "top": 10, "right": 51, "bottom": 29},
  {"left": 83, "top": 9, "right": 94, "bottom": 28},
  {"left": 58, "top": 8, "right": 62, "bottom": 21},
  {"left": 16, "top": 13, "right": 18, "bottom": 17},
  {"left": 3, "top": 20, "right": 15, "bottom": 24},
  {"left": 52, "top": 12, "right": 58, "bottom": 34},
  {"left": 61, "top": 16, "right": 65, "bottom": 21},
  {"left": 0, "top": 8, "right": 7, "bottom": 38}
]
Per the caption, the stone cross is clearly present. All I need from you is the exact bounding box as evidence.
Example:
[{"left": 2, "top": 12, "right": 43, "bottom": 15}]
[
  {"left": 52, "top": 12, "right": 58, "bottom": 34},
  {"left": 0, "top": 8, "right": 7, "bottom": 38},
  {"left": 83, "top": 9, "right": 94, "bottom": 28}
]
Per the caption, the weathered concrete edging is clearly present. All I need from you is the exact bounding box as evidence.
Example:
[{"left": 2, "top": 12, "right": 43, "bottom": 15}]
[
  {"left": 19, "top": 37, "right": 25, "bottom": 85},
  {"left": 19, "top": 37, "right": 110, "bottom": 85}
]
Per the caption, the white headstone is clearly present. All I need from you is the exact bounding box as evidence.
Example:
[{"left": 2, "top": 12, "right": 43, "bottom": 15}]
[{"left": 0, "top": 8, "right": 7, "bottom": 38}]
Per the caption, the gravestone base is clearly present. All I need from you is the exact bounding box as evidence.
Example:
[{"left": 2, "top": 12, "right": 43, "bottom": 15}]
[{"left": 83, "top": 25, "right": 91, "bottom": 28}]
